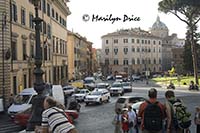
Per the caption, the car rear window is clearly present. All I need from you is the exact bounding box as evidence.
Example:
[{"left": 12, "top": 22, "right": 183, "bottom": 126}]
[
  {"left": 129, "top": 97, "right": 145, "bottom": 103},
  {"left": 117, "top": 98, "right": 126, "bottom": 103}
]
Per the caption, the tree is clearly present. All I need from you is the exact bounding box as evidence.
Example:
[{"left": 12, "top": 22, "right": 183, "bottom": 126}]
[{"left": 158, "top": 0, "right": 200, "bottom": 84}]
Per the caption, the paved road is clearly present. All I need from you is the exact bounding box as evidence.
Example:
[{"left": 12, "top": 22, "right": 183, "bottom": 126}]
[
  {"left": 0, "top": 80, "right": 199, "bottom": 133},
  {"left": 74, "top": 81, "right": 200, "bottom": 133}
]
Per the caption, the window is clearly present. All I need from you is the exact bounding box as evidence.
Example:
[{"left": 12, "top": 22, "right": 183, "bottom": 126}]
[
  {"left": 137, "top": 47, "right": 140, "bottom": 52},
  {"left": 12, "top": 4, "right": 17, "bottom": 22},
  {"left": 47, "top": 3, "right": 50, "bottom": 16},
  {"left": 124, "top": 47, "right": 128, "bottom": 54},
  {"left": 153, "top": 40, "right": 156, "bottom": 44},
  {"left": 53, "top": 36, "right": 55, "bottom": 53},
  {"left": 21, "top": 8, "right": 26, "bottom": 25},
  {"left": 114, "top": 59, "right": 118, "bottom": 65},
  {"left": 154, "top": 59, "right": 156, "bottom": 64},
  {"left": 137, "top": 39, "right": 140, "bottom": 44},
  {"left": 141, "top": 40, "right": 144, "bottom": 44},
  {"left": 159, "top": 58, "right": 161, "bottom": 64},
  {"left": 42, "top": 0, "right": 46, "bottom": 13},
  {"left": 29, "top": 13, "right": 34, "bottom": 29},
  {"left": 60, "top": 16, "right": 62, "bottom": 23},
  {"left": 132, "top": 58, "right": 135, "bottom": 64},
  {"left": 132, "top": 39, "right": 135, "bottom": 43},
  {"left": 47, "top": 24, "right": 51, "bottom": 38},
  {"left": 23, "top": 42, "right": 27, "bottom": 60},
  {"left": 52, "top": 8, "right": 55, "bottom": 18},
  {"left": 105, "top": 59, "right": 109, "bottom": 65},
  {"left": 30, "top": 44, "right": 34, "bottom": 58},
  {"left": 44, "top": 45, "right": 47, "bottom": 60},
  {"left": 142, "top": 59, "right": 145, "bottom": 64},
  {"left": 132, "top": 47, "right": 135, "bottom": 52},
  {"left": 114, "top": 39, "right": 118, "bottom": 44},
  {"left": 114, "top": 48, "right": 118, "bottom": 55},
  {"left": 105, "top": 48, "right": 109, "bottom": 55},
  {"left": 106, "top": 40, "right": 109, "bottom": 44},
  {"left": 43, "top": 21, "right": 46, "bottom": 34},
  {"left": 56, "top": 38, "right": 59, "bottom": 53},
  {"left": 24, "top": 75, "right": 27, "bottom": 88},
  {"left": 123, "top": 59, "right": 128, "bottom": 65},
  {"left": 123, "top": 39, "right": 128, "bottom": 43},
  {"left": 56, "top": 12, "right": 58, "bottom": 21},
  {"left": 145, "top": 40, "right": 147, "bottom": 44},
  {"left": 148, "top": 40, "right": 150, "bottom": 44},
  {"left": 11, "top": 41, "right": 17, "bottom": 60},
  {"left": 137, "top": 58, "right": 140, "bottom": 64}
]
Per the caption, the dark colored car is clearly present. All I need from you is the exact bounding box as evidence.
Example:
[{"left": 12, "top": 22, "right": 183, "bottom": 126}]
[{"left": 14, "top": 108, "right": 78, "bottom": 127}]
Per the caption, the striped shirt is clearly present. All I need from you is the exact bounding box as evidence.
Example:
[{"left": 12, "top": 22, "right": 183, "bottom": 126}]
[{"left": 42, "top": 107, "right": 75, "bottom": 133}]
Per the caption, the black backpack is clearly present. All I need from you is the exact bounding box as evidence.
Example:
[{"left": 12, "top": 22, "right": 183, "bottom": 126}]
[{"left": 143, "top": 101, "right": 163, "bottom": 131}]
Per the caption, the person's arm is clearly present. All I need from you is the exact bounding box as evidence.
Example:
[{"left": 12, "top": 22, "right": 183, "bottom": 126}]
[
  {"left": 165, "top": 102, "right": 172, "bottom": 133},
  {"left": 68, "top": 128, "right": 78, "bottom": 133}
]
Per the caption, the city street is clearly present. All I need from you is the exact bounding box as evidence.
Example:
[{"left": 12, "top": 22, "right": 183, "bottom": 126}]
[
  {"left": 74, "top": 81, "right": 200, "bottom": 133},
  {"left": 0, "top": 80, "right": 200, "bottom": 133}
]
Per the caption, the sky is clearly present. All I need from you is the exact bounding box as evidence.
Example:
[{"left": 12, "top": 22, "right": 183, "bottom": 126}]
[{"left": 67, "top": 0, "right": 189, "bottom": 49}]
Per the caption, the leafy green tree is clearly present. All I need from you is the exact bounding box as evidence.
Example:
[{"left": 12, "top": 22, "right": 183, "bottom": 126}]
[{"left": 158, "top": 0, "right": 200, "bottom": 84}]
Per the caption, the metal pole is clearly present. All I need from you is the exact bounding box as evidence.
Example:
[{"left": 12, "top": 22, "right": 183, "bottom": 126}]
[
  {"left": 26, "top": 1, "right": 45, "bottom": 131},
  {"left": 2, "top": 12, "right": 6, "bottom": 111}
]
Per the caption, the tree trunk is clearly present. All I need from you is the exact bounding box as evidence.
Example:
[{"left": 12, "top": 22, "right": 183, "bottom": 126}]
[{"left": 190, "top": 25, "right": 199, "bottom": 85}]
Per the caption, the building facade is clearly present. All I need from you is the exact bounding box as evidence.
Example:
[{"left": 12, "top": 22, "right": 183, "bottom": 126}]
[
  {"left": 101, "top": 28, "right": 163, "bottom": 76},
  {"left": 0, "top": 0, "right": 70, "bottom": 106},
  {"left": 67, "top": 31, "right": 93, "bottom": 81}
]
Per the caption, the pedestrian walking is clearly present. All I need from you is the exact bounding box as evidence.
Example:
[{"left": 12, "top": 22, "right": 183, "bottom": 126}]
[
  {"left": 112, "top": 108, "right": 122, "bottom": 133},
  {"left": 164, "top": 90, "right": 181, "bottom": 133},
  {"left": 194, "top": 106, "right": 200, "bottom": 133},
  {"left": 127, "top": 106, "right": 137, "bottom": 133},
  {"left": 138, "top": 88, "right": 165, "bottom": 133},
  {"left": 121, "top": 108, "right": 129, "bottom": 133}
]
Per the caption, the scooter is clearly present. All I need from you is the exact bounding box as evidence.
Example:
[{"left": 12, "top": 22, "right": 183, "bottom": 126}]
[{"left": 68, "top": 98, "right": 81, "bottom": 112}]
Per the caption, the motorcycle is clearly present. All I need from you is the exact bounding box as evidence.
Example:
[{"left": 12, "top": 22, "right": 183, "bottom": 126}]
[{"left": 68, "top": 97, "right": 81, "bottom": 112}]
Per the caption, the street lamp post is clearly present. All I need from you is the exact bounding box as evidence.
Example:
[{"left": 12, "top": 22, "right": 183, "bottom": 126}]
[{"left": 26, "top": 0, "right": 45, "bottom": 131}]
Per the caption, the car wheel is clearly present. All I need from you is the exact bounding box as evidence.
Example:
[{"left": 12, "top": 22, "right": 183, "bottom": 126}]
[
  {"left": 85, "top": 102, "right": 89, "bottom": 106},
  {"left": 107, "top": 97, "right": 110, "bottom": 102},
  {"left": 99, "top": 99, "right": 102, "bottom": 104}
]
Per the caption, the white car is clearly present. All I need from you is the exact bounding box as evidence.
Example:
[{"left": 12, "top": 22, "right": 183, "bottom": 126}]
[
  {"left": 110, "top": 82, "right": 124, "bottom": 96},
  {"left": 95, "top": 82, "right": 110, "bottom": 90},
  {"left": 84, "top": 77, "right": 96, "bottom": 89},
  {"left": 63, "top": 85, "right": 76, "bottom": 96},
  {"left": 84, "top": 89, "right": 110, "bottom": 105},
  {"left": 72, "top": 89, "right": 90, "bottom": 102},
  {"left": 122, "top": 82, "right": 132, "bottom": 92}
]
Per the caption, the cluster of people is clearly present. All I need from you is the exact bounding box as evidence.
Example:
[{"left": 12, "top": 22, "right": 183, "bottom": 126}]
[
  {"left": 113, "top": 88, "right": 199, "bottom": 133},
  {"left": 189, "top": 80, "right": 199, "bottom": 91},
  {"left": 113, "top": 106, "right": 137, "bottom": 133}
]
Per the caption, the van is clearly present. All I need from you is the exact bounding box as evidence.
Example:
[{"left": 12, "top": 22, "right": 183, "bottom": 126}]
[{"left": 8, "top": 85, "right": 64, "bottom": 118}]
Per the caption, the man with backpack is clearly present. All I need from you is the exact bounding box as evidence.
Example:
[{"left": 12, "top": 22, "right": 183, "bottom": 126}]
[
  {"left": 165, "top": 90, "right": 191, "bottom": 133},
  {"left": 138, "top": 88, "right": 165, "bottom": 133}
]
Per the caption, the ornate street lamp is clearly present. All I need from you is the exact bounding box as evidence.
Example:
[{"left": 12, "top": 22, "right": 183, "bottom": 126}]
[{"left": 26, "top": 0, "right": 45, "bottom": 131}]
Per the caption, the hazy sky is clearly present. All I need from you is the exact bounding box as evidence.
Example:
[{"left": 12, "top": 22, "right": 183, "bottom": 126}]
[{"left": 67, "top": 0, "right": 190, "bottom": 49}]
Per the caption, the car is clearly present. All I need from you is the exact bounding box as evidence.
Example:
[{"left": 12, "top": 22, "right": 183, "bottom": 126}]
[
  {"left": 132, "top": 75, "right": 141, "bottom": 81},
  {"left": 84, "top": 77, "right": 96, "bottom": 90},
  {"left": 115, "top": 75, "right": 123, "bottom": 82},
  {"left": 115, "top": 96, "right": 146, "bottom": 110},
  {"left": 122, "top": 82, "right": 132, "bottom": 92},
  {"left": 131, "top": 101, "right": 144, "bottom": 124},
  {"left": 13, "top": 107, "right": 78, "bottom": 128},
  {"left": 84, "top": 89, "right": 110, "bottom": 105},
  {"left": 106, "top": 75, "right": 114, "bottom": 81},
  {"left": 72, "top": 89, "right": 90, "bottom": 102},
  {"left": 95, "top": 82, "right": 110, "bottom": 90},
  {"left": 63, "top": 85, "right": 77, "bottom": 96},
  {"left": 109, "top": 82, "right": 124, "bottom": 96}
]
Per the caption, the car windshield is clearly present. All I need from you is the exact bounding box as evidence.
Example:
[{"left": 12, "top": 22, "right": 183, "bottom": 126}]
[
  {"left": 13, "top": 95, "right": 31, "bottom": 104},
  {"left": 96, "top": 84, "right": 106, "bottom": 88},
  {"left": 112, "top": 83, "right": 121, "bottom": 87},
  {"left": 91, "top": 91, "right": 102, "bottom": 95},
  {"left": 79, "top": 90, "right": 86, "bottom": 94},
  {"left": 116, "top": 98, "right": 126, "bottom": 103},
  {"left": 122, "top": 82, "right": 130, "bottom": 86},
  {"left": 84, "top": 80, "right": 94, "bottom": 84}
]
